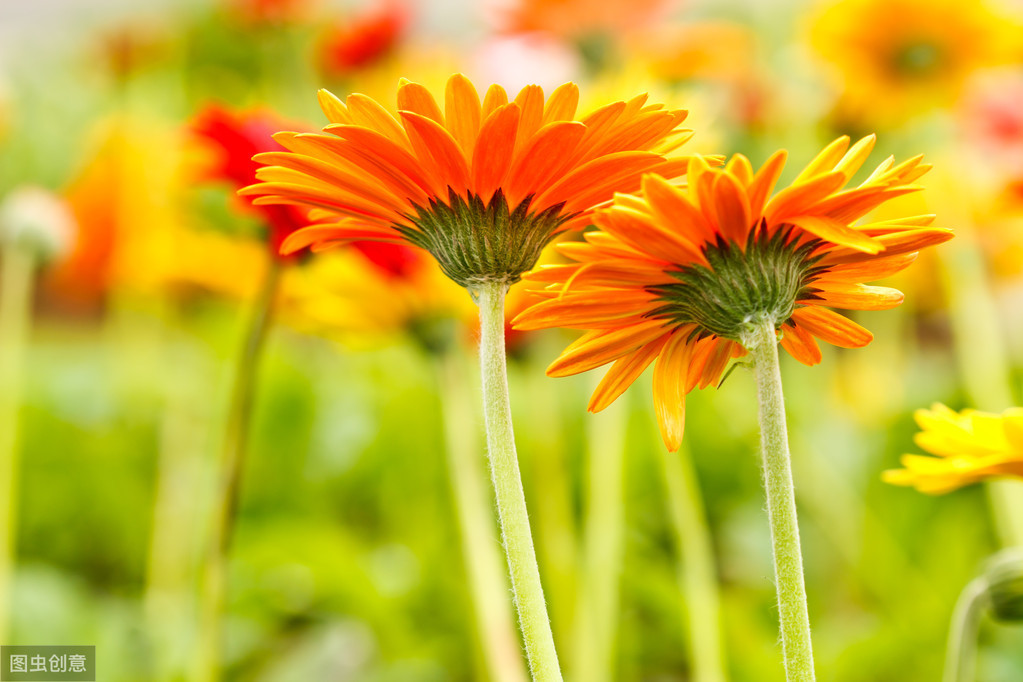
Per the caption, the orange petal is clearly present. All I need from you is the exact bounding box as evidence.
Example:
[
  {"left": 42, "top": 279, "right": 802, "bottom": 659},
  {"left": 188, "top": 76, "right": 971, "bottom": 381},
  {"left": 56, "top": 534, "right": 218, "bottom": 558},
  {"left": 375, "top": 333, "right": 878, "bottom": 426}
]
[
  {"left": 543, "top": 82, "right": 580, "bottom": 124},
  {"left": 280, "top": 221, "right": 402, "bottom": 254},
  {"left": 820, "top": 228, "right": 954, "bottom": 265},
  {"left": 779, "top": 321, "right": 822, "bottom": 366},
  {"left": 318, "top": 127, "right": 440, "bottom": 197},
  {"left": 791, "top": 306, "right": 873, "bottom": 348},
  {"left": 792, "top": 136, "right": 850, "bottom": 183},
  {"left": 481, "top": 83, "right": 509, "bottom": 118},
  {"left": 504, "top": 120, "right": 585, "bottom": 208},
  {"left": 471, "top": 103, "right": 520, "bottom": 204},
  {"left": 513, "top": 84, "right": 545, "bottom": 155},
  {"left": 445, "top": 74, "right": 482, "bottom": 158},
  {"left": 803, "top": 282, "right": 904, "bottom": 310},
  {"left": 747, "top": 150, "right": 787, "bottom": 219},
  {"left": 346, "top": 93, "right": 408, "bottom": 149},
  {"left": 588, "top": 334, "right": 669, "bottom": 412},
  {"left": 652, "top": 330, "right": 695, "bottom": 451},
  {"left": 397, "top": 79, "right": 444, "bottom": 123},
  {"left": 546, "top": 318, "right": 672, "bottom": 375},
  {"left": 596, "top": 205, "right": 704, "bottom": 264},
  {"left": 763, "top": 172, "right": 847, "bottom": 224},
  {"left": 513, "top": 291, "right": 657, "bottom": 330},
  {"left": 642, "top": 173, "right": 716, "bottom": 244},
  {"left": 785, "top": 214, "right": 884, "bottom": 253},
  {"left": 712, "top": 172, "right": 752, "bottom": 244},
  {"left": 317, "top": 89, "right": 351, "bottom": 124},
  {"left": 399, "top": 111, "right": 471, "bottom": 193}
]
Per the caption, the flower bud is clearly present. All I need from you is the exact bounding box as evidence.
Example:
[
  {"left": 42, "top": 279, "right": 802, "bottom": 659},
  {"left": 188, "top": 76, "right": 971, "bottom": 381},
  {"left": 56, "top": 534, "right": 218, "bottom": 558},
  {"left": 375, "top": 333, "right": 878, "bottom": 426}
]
[{"left": 0, "top": 186, "right": 76, "bottom": 262}]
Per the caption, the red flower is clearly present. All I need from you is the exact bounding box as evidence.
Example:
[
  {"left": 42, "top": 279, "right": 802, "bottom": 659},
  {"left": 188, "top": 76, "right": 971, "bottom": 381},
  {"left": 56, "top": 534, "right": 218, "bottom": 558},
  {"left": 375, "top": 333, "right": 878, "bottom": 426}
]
[
  {"left": 317, "top": 2, "right": 408, "bottom": 76},
  {"left": 192, "top": 105, "right": 313, "bottom": 255}
]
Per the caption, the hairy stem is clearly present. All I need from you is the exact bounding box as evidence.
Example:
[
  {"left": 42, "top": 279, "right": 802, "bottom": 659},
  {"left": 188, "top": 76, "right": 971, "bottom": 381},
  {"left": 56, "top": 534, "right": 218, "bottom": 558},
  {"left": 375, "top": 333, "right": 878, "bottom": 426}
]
[
  {"left": 746, "top": 316, "right": 816, "bottom": 682},
  {"left": 475, "top": 280, "right": 563, "bottom": 682}
]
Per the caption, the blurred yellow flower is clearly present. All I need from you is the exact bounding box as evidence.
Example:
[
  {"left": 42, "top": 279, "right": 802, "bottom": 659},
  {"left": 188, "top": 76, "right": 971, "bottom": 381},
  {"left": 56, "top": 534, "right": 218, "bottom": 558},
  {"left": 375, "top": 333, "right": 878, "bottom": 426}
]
[
  {"left": 281, "top": 246, "right": 474, "bottom": 349},
  {"left": 810, "top": 0, "right": 1022, "bottom": 121},
  {"left": 884, "top": 404, "right": 1023, "bottom": 494}
]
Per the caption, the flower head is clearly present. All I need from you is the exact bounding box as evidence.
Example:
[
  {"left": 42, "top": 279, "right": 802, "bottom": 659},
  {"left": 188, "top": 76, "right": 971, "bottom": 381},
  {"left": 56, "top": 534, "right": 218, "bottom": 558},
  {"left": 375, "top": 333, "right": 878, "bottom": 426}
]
[
  {"left": 811, "top": 0, "right": 1022, "bottom": 121},
  {"left": 242, "top": 74, "right": 693, "bottom": 289},
  {"left": 513, "top": 135, "right": 953, "bottom": 449},
  {"left": 192, "top": 105, "right": 314, "bottom": 255},
  {"left": 883, "top": 404, "right": 1023, "bottom": 494}
]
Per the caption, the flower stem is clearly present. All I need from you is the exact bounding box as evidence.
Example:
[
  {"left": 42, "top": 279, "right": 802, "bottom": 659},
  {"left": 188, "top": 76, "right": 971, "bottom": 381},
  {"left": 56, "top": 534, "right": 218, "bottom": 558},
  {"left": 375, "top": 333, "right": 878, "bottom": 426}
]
[
  {"left": 935, "top": 218, "right": 1023, "bottom": 547},
  {"left": 0, "top": 243, "right": 35, "bottom": 645},
  {"left": 746, "top": 316, "right": 816, "bottom": 682},
  {"left": 436, "top": 349, "right": 528, "bottom": 682},
  {"left": 196, "top": 256, "right": 281, "bottom": 682},
  {"left": 943, "top": 576, "right": 987, "bottom": 682},
  {"left": 475, "top": 280, "right": 563, "bottom": 682},
  {"left": 659, "top": 443, "right": 728, "bottom": 682},
  {"left": 572, "top": 386, "right": 628, "bottom": 682}
]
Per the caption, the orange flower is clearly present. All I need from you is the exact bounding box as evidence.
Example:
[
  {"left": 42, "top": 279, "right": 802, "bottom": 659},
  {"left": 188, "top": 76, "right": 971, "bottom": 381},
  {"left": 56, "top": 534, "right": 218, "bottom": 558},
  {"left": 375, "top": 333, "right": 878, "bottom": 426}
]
[
  {"left": 514, "top": 135, "right": 954, "bottom": 450},
  {"left": 494, "top": 0, "right": 677, "bottom": 43},
  {"left": 242, "top": 73, "right": 694, "bottom": 288}
]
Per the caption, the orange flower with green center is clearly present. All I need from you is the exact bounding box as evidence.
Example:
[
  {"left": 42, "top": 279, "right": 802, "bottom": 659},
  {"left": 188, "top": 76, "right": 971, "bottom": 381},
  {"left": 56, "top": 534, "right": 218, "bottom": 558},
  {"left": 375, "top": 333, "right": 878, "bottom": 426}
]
[
  {"left": 241, "top": 73, "right": 693, "bottom": 289},
  {"left": 514, "top": 135, "right": 954, "bottom": 450},
  {"left": 884, "top": 404, "right": 1023, "bottom": 494}
]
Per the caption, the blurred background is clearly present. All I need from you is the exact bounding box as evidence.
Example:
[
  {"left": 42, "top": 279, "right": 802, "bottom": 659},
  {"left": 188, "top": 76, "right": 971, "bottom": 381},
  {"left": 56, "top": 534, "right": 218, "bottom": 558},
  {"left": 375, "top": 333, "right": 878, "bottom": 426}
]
[{"left": 1, "top": 0, "right": 1022, "bottom": 680}]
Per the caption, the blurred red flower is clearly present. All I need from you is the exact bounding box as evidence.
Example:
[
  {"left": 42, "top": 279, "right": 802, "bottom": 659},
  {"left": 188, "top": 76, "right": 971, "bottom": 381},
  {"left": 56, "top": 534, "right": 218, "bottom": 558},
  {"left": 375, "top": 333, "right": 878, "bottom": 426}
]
[
  {"left": 192, "top": 105, "right": 314, "bottom": 256},
  {"left": 317, "top": 2, "right": 408, "bottom": 76}
]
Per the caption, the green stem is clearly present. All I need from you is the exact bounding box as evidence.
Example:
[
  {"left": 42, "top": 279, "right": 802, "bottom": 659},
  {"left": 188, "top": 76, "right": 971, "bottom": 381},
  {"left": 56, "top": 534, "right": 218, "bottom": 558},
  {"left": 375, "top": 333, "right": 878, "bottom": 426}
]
[
  {"left": 572, "top": 385, "right": 628, "bottom": 682},
  {"left": 933, "top": 197, "right": 1023, "bottom": 547},
  {"left": 196, "top": 256, "right": 281, "bottom": 682},
  {"left": 524, "top": 354, "right": 577, "bottom": 652},
  {"left": 659, "top": 443, "right": 728, "bottom": 682},
  {"left": 436, "top": 349, "right": 528, "bottom": 682},
  {"left": 475, "top": 280, "right": 563, "bottom": 682},
  {"left": 145, "top": 325, "right": 207, "bottom": 682},
  {"left": 745, "top": 316, "right": 816, "bottom": 682},
  {"left": 943, "top": 577, "right": 987, "bottom": 682},
  {"left": 0, "top": 243, "right": 35, "bottom": 645}
]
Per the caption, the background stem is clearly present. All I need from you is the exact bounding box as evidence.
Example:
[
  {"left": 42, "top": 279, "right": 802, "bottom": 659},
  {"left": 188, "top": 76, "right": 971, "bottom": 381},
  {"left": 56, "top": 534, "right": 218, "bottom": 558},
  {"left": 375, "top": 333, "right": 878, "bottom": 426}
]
[
  {"left": 475, "top": 280, "right": 563, "bottom": 682},
  {"left": 746, "top": 317, "right": 816, "bottom": 682},
  {"left": 572, "top": 385, "right": 628, "bottom": 682},
  {"left": 436, "top": 348, "right": 528, "bottom": 682},
  {"left": 943, "top": 577, "right": 987, "bottom": 682},
  {"left": 659, "top": 443, "right": 728, "bottom": 682},
  {"left": 0, "top": 243, "right": 35, "bottom": 646},
  {"left": 196, "top": 256, "right": 281, "bottom": 682}
]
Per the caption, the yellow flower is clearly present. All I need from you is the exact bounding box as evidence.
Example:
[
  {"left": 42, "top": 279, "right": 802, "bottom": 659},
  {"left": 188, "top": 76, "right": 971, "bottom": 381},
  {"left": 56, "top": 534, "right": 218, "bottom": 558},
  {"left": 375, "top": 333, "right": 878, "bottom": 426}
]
[
  {"left": 810, "top": 0, "right": 1022, "bottom": 121},
  {"left": 884, "top": 404, "right": 1023, "bottom": 494},
  {"left": 281, "top": 246, "right": 474, "bottom": 348}
]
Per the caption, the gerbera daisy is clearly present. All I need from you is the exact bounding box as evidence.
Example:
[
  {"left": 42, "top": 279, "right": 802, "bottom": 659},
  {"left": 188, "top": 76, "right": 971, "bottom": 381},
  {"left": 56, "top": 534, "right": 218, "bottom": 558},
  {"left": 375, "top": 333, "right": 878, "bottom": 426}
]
[
  {"left": 242, "top": 73, "right": 693, "bottom": 288},
  {"left": 516, "top": 135, "right": 952, "bottom": 679},
  {"left": 242, "top": 74, "right": 694, "bottom": 682},
  {"left": 515, "top": 134, "right": 953, "bottom": 450},
  {"left": 884, "top": 404, "right": 1023, "bottom": 494}
]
